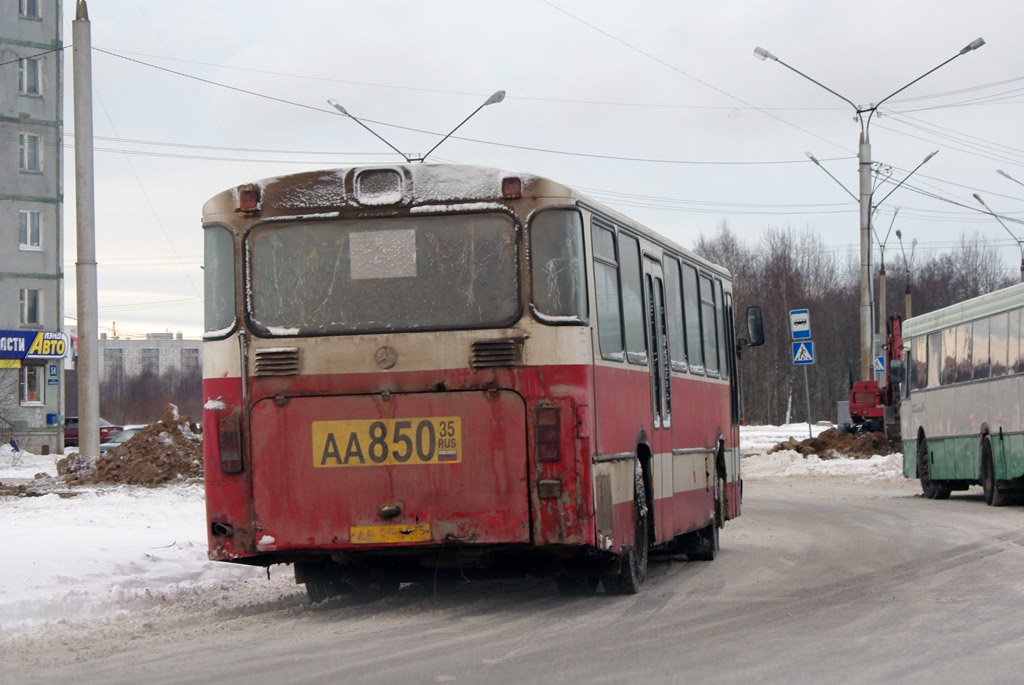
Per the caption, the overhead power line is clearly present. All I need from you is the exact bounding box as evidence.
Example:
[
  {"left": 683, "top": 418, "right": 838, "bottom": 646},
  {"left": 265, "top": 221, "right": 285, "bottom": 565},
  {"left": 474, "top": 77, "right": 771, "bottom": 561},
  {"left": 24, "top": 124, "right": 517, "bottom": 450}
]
[{"left": 92, "top": 48, "right": 848, "bottom": 167}]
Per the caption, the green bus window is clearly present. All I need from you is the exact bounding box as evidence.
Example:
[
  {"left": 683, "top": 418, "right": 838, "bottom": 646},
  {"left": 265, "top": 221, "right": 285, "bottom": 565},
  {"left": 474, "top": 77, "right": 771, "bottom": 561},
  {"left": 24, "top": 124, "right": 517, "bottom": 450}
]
[
  {"left": 972, "top": 317, "right": 990, "bottom": 380},
  {"left": 927, "top": 331, "right": 941, "bottom": 388},
  {"left": 1011, "top": 309, "right": 1023, "bottom": 374},
  {"left": 940, "top": 327, "right": 956, "bottom": 386},
  {"left": 990, "top": 313, "right": 1009, "bottom": 377},
  {"left": 955, "top": 323, "right": 973, "bottom": 383}
]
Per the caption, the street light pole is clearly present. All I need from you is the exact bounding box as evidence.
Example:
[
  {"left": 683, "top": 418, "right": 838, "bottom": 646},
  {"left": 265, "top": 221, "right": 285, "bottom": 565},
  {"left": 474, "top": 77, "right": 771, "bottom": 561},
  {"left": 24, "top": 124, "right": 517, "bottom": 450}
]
[
  {"left": 896, "top": 230, "right": 916, "bottom": 318},
  {"left": 874, "top": 207, "right": 901, "bottom": 341},
  {"left": 973, "top": 192, "right": 1024, "bottom": 283},
  {"left": 754, "top": 38, "right": 984, "bottom": 382}
]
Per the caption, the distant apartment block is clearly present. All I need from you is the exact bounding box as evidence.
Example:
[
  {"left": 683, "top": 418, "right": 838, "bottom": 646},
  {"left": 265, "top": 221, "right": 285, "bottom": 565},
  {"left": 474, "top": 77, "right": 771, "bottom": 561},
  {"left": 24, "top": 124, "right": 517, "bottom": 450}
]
[{"left": 98, "top": 332, "right": 202, "bottom": 381}]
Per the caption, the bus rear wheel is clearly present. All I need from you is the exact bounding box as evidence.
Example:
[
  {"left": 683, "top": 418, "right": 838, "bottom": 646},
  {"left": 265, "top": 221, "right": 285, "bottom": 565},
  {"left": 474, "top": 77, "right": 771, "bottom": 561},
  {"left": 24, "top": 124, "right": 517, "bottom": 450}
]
[
  {"left": 918, "top": 438, "right": 950, "bottom": 500},
  {"left": 603, "top": 464, "right": 648, "bottom": 595},
  {"left": 981, "top": 437, "right": 1010, "bottom": 507}
]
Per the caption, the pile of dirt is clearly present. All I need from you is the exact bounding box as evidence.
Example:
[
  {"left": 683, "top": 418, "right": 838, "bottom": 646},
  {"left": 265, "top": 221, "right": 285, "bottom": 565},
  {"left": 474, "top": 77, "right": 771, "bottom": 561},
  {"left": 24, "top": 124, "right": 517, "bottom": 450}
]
[
  {"left": 58, "top": 404, "right": 203, "bottom": 486},
  {"left": 769, "top": 428, "right": 900, "bottom": 460}
]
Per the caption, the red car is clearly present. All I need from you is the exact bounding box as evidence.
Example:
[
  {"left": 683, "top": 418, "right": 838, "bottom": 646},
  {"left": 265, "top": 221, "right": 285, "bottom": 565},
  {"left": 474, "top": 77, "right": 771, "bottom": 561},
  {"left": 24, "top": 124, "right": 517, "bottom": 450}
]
[{"left": 64, "top": 417, "right": 123, "bottom": 448}]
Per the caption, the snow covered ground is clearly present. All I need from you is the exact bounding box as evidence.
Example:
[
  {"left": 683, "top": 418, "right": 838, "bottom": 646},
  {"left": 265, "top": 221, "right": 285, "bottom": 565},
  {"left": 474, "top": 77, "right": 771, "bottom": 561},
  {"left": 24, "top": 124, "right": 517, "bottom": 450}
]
[{"left": 0, "top": 425, "right": 904, "bottom": 636}]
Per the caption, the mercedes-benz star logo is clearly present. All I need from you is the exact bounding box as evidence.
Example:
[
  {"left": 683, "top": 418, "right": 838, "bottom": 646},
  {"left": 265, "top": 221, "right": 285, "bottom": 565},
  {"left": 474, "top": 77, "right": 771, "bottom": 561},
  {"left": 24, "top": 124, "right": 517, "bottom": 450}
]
[{"left": 375, "top": 346, "right": 397, "bottom": 369}]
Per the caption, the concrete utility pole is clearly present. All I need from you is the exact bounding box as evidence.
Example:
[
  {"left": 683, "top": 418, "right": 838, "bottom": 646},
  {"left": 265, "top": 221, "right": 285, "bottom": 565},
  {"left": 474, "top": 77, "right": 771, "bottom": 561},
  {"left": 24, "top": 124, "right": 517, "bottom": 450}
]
[
  {"left": 754, "top": 39, "right": 984, "bottom": 381},
  {"left": 73, "top": 0, "right": 99, "bottom": 457}
]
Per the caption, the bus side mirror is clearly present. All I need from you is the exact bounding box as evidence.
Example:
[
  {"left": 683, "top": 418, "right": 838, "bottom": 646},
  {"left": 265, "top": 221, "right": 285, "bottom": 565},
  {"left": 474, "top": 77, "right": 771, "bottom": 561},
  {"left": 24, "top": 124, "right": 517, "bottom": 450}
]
[
  {"left": 889, "top": 357, "right": 904, "bottom": 384},
  {"left": 737, "top": 305, "right": 764, "bottom": 358}
]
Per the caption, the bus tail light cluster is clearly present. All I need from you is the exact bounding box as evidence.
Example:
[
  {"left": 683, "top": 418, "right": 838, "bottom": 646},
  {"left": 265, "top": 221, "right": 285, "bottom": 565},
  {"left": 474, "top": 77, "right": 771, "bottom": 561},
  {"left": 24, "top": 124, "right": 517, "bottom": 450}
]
[
  {"left": 218, "top": 417, "right": 244, "bottom": 474},
  {"left": 535, "top": 406, "right": 561, "bottom": 462}
]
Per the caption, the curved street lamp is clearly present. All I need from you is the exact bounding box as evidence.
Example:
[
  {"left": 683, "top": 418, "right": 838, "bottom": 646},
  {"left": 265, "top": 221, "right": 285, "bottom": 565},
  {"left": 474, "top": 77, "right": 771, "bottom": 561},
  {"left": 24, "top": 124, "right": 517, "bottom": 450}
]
[
  {"left": 754, "top": 38, "right": 984, "bottom": 381},
  {"left": 973, "top": 192, "right": 1024, "bottom": 283}
]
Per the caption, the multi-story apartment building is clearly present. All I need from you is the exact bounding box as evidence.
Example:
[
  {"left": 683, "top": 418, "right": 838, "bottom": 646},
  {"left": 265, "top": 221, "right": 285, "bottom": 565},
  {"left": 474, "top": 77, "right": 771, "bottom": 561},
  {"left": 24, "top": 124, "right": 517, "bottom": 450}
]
[
  {"left": 98, "top": 332, "right": 202, "bottom": 381},
  {"left": 0, "top": 0, "right": 63, "bottom": 453}
]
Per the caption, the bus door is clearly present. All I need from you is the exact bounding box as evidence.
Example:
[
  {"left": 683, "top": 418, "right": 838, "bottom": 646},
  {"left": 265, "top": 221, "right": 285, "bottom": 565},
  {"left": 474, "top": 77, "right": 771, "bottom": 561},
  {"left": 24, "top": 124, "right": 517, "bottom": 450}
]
[{"left": 643, "top": 257, "right": 672, "bottom": 541}]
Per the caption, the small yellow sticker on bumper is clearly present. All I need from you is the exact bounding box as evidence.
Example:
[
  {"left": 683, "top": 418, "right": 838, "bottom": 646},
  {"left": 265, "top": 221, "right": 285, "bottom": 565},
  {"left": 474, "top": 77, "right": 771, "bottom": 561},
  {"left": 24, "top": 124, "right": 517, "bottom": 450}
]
[{"left": 349, "top": 523, "right": 432, "bottom": 544}]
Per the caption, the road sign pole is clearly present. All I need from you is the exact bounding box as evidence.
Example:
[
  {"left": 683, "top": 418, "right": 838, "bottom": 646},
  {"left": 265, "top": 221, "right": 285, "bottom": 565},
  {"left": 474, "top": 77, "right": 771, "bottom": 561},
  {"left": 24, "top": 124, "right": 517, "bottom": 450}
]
[{"left": 804, "top": 365, "right": 812, "bottom": 438}]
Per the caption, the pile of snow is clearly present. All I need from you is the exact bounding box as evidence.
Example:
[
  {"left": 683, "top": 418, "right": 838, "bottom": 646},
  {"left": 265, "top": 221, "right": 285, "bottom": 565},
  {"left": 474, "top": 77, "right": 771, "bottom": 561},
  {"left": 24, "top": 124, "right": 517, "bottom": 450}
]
[
  {"left": 0, "top": 422, "right": 906, "bottom": 636},
  {"left": 741, "top": 423, "right": 904, "bottom": 481}
]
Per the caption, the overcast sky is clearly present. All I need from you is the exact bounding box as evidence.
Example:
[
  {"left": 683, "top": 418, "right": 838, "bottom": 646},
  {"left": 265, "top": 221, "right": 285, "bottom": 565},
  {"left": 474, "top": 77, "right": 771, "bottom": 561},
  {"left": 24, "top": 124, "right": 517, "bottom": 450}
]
[{"left": 59, "top": 0, "right": 1024, "bottom": 338}]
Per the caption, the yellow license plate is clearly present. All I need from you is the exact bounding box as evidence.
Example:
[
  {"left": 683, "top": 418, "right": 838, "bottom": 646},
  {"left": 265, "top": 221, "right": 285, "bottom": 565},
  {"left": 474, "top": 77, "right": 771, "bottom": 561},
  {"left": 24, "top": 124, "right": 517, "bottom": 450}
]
[
  {"left": 312, "top": 417, "right": 461, "bottom": 467},
  {"left": 349, "top": 523, "right": 432, "bottom": 544}
]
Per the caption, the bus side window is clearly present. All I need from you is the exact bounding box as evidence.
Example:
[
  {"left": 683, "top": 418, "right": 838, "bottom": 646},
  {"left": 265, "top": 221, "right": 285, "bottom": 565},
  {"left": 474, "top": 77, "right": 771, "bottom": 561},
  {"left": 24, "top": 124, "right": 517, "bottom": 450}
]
[
  {"left": 681, "top": 262, "right": 704, "bottom": 375},
  {"left": 699, "top": 274, "right": 719, "bottom": 377},
  {"left": 592, "top": 221, "right": 624, "bottom": 361},
  {"left": 911, "top": 335, "right": 927, "bottom": 391},
  {"left": 203, "top": 225, "right": 237, "bottom": 338},
  {"left": 973, "top": 317, "right": 990, "bottom": 380},
  {"left": 1011, "top": 308, "right": 1023, "bottom": 374},
  {"left": 990, "top": 312, "right": 1009, "bottom": 377},
  {"left": 715, "top": 279, "right": 729, "bottom": 380},
  {"left": 618, "top": 232, "right": 647, "bottom": 365},
  {"left": 955, "top": 322, "right": 973, "bottom": 383},
  {"left": 663, "top": 256, "right": 687, "bottom": 372},
  {"left": 940, "top": 327, "right": 956, "bottom": 386},
  {"left": 927, "top": 331, "right": 941, "bottom": 387},
  {"left": 530, "top": 208, "right": 587, "bottom": 323}
]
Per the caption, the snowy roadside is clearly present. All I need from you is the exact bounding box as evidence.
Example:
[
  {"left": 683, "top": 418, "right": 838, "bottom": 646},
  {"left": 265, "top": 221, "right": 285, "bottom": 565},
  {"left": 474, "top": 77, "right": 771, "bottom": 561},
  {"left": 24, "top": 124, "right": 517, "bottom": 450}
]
[
  {"left": 0, "top": 424, "right": 907, "bottom": 636},
  {"left": 0, "top": 446, "right": 266, "bottom": 636},
  {"left": 740, "top": 423, "right": 905, "bottom": 482}
]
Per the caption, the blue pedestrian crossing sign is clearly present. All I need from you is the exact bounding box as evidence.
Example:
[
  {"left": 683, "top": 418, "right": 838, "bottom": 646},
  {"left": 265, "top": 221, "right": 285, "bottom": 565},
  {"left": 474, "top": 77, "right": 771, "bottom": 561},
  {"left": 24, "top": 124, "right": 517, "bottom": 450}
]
[
  {"left": 874, "top": 356, "right": 885, "bottom": 374},
  {"left": 792, "top": 341, "right": 814, "bottom": 365}
]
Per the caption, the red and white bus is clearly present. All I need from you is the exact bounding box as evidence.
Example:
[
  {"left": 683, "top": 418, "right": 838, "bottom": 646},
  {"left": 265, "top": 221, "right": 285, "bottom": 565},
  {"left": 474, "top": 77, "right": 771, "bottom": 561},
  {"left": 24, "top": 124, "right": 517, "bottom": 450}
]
[{"left": 201, "top": 164, "right": 763, "bottom": 599}]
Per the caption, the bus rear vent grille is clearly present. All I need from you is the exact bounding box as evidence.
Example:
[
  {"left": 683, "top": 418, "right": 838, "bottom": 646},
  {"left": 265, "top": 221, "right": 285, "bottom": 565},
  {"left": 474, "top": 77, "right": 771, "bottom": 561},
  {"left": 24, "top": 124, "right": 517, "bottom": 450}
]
[
  {"left": 254, "top": 347, "right": 300, "bottom": 376},
  {"left": 471, "top": 339, "right": 521, "bottom": 368}
]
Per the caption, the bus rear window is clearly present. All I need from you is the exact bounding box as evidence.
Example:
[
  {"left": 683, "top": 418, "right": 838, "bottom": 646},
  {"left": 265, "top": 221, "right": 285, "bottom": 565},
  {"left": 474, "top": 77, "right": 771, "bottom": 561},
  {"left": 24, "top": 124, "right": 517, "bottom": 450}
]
[{"left": 247, "top": 214, "right": 518, "bottom": 335}]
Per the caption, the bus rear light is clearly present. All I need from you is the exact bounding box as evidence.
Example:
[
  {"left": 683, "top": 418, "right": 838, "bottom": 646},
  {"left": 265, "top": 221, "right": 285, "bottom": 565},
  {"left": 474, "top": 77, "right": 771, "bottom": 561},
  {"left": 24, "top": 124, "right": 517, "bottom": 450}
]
[
  {"left": 218, "top": 417, "right": 244, "bottom": 474},
  {"left": 501, "top": 176, "right": 522, "bottom": 199},
  {"left": 536, "top": 406, "right": 561, "bottom": 462},
  {"left": 236, "top": 184, "right": 261, "bottom": 212}
]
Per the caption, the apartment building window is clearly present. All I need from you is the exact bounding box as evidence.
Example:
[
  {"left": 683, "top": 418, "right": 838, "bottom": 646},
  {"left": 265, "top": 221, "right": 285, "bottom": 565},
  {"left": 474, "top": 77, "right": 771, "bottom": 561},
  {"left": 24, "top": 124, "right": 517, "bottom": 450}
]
[
  {"left": 19, "top": 133, "right": 41, "bottom": 172},
  {"left": 19, "top": 210, "right": 41, "bottom": 249},
  {"left": 20, "top": 287, "right": 41, "bottom": 325},
  {"left": 20, "top": 364, "right": 43, "bottom": 405},
  {"left": 19, "top": 0, "right": 40, "bottom": 19},
  {"left": 18, "top": 57, "right": 40, "bottom": 95}
]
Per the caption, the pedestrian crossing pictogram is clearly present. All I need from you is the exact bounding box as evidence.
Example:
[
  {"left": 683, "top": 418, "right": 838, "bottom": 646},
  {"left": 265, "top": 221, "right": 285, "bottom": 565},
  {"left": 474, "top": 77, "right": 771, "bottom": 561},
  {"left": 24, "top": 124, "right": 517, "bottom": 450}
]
[{"left": 792, "top": 341, "right": 814, "bottom": 365}]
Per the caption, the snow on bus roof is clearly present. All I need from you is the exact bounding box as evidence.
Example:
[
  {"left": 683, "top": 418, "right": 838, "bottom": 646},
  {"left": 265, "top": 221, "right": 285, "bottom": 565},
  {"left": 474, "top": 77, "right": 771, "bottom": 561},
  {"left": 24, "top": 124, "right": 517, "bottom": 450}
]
[{"left": 208, "top": 164, "right": 729, "bottom": 279}]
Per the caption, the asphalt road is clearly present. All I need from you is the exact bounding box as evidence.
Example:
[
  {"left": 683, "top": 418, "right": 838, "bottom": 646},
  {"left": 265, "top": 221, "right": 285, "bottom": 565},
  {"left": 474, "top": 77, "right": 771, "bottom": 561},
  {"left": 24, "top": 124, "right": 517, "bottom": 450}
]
[{"left": 11, "top": 477, "right": 1024, "bottom": 684}]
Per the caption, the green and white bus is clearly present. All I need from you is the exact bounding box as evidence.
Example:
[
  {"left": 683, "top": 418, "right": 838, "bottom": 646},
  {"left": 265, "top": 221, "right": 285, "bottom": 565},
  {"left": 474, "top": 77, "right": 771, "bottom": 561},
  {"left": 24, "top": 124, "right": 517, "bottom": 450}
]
[{"left": 902, "top": 282, "right": 1024, "bottom": 505}]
